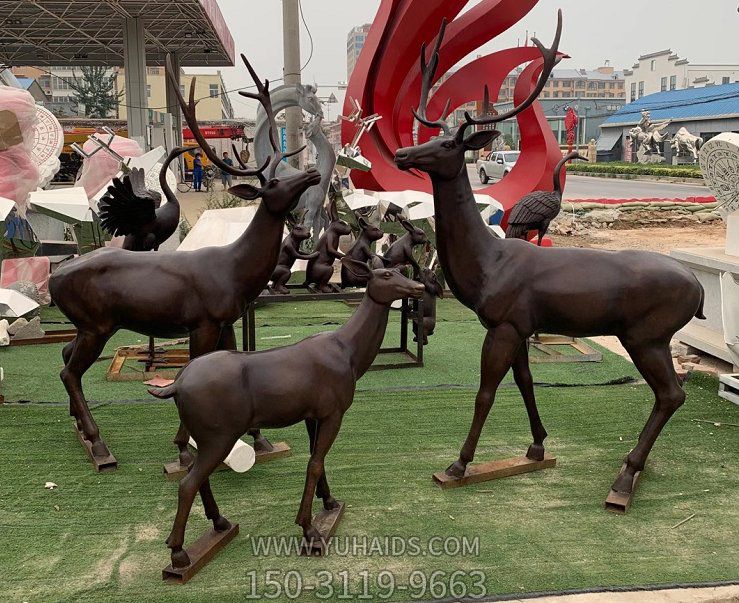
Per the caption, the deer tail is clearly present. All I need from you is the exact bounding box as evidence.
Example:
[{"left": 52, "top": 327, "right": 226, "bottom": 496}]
[
  {"left": 695, "top": 284, "right": 706, "bottom": 320},
  {"left": 148, "top": 383, "right": 178, "bottom": 399}
]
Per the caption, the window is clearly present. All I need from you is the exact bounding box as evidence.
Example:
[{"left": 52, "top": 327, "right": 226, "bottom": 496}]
[
  {"left": 638, "top": 81, "right": 644, "bottom": 98},
  {"left": 146, "top": 84, "right": 151, "bottom": 99},
  {"left": 723, "top": 76, "right": 731, "bottom": 85},
  {"left": 562, "top": 80, "right": 572, "bottom": 87},
  {"left": 576, "top": 80, "right": 585, "bottom": 89},
  {"left": 670, "top": 75, "right": 677, "bottom": 90},
  {"left": 598, "top": 82, "right": 606, "bottom": 89},
  {"left": 179, "top": 84, "right": 185, "bottom": 96},
  {"left": 650, "top": 60, "right": 656, "bottom": 71},
  {"left": 661, "top": 77, "right": 667, "bottom": 92},
  {"left": 209, "top": 84, "right": 219, "bottom": 98},
  {"left": 631, "top": 82, "right": 637, "bottom": 101}
]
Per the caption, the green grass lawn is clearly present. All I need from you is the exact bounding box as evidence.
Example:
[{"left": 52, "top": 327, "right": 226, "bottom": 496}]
[{"left": 0, "top": 301, "right": 736, "bottom": 601}]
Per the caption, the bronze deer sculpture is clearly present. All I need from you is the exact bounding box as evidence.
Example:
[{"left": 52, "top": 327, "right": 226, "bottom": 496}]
[
  {"left": 305, "top": 198, "right": 351, "bottom": 293},
  {"left": 149, "top": 258, "right": 425, "bottom": 568},
  {"left": 270, "top": 210, "right": 319, "bottom": 294},
  {"left": 394, "top": 11, "right": 705, "bottom": 502},
  {"left": 49, "top": 54, "right": 320, "bottom": 467},
  {"left": 341, "top": 216, "right": 384, "bottom": 288}
]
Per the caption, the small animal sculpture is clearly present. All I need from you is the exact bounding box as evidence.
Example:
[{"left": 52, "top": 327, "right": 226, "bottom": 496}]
[
  {"left": 97, "top": 149, "right": 189, "bottom": 251},
  {"left": 380, "top": 219, "right": 427, "bottom": 277},
  {"left": 341, "top": 216, "right": 384, "bottom": 288},
  {"left": 671, "top": 127, "right": 703, "bottom": 161},
  {"left": 270, "top": 211, "right": 319, "bottom": 294},
  {"left": 305, "top": 199, "right": 351, "bottom": 293},
  {"left": 412, "top": 267, "right": 444, "bottom": 345},
  {"left": 149, "top": 258, "right": 425, "bottom": 568},
  {"left": 505, "top": 151, "right": 587, "bottom": 245}
]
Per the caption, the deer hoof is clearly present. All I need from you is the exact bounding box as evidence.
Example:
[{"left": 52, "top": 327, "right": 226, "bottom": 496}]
[
  {"left": 302, "top": 526, "right": 326, "bottom": 554},
  {"left": 445, "top": 460, "right": 467, "bottom": 479},
  {"left": 323, "top": 497, "right": 341, "bottom": 511},
  {"left": 91, "top": 439, "right": 110, "bottom": 458},
  {"left": 171, "top": 548, "right": 192, "bottom": 569},
  {"left": 611, "top": 470, "right": 634, "bottom": 494},
  {"left": 252, "top": 435, "right": 274, "bottom": 453},
  {"left": 526, "top": 443, "right": 545, "bottom": 461},
  {"left": 213, "top": 515, "right": 231, "bottom": 532}
]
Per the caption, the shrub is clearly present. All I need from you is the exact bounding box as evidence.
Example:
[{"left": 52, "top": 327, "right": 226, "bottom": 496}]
[{"left": 566, "top": 162, "right": 702, "bottom": 179}]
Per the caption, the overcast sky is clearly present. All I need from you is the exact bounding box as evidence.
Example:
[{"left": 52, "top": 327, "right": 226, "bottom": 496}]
[{"left": 204, "top": 0, "right": 739, "bottom": 119}]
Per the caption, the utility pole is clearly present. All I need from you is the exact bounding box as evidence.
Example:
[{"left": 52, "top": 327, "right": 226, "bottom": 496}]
[{"left": 282, "top": 0, "right": 302, "bottom": 168}]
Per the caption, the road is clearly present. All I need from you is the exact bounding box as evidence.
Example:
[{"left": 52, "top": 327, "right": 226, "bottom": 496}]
[{"left": 467, "top": 165, "right": 711, "bottom": 199}]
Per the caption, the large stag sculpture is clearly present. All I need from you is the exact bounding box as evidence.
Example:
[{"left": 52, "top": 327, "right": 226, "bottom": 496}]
[
  {"left": 394, "top": 11, "right": 706, "bottom": 504},
  {"left": 50, "top": 54, "right": 320, "bottom": 468},
  {"left": 149, "top": 259, "right": 424, "bottom": 568}
]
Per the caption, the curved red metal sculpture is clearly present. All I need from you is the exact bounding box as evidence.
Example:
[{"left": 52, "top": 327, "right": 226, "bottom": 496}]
[{"left": 342, "top": 0, "right": 565, "bottom": 213}]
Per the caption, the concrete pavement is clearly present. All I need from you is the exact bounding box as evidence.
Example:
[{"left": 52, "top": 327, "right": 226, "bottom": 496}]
[{"left": 467, "top": 165, "right": 711, "bottom": 200}]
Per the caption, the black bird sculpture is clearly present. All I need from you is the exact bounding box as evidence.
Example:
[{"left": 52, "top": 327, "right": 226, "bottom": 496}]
[
  {"left": 98, "top": 147, "right": 189, "bottom": 251},
  {"left": 505, "top": 151, "right": 587, "bottom": 245}
]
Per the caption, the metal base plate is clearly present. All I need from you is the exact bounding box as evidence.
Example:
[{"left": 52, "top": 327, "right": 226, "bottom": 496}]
[
  {"left": 73, "top": 422, "right": 117, "bottom": 472},
  {"left": 604, "top": 467, "right": 642, "bottom": 514},
  {"left": 432, "top": 454, "right": 556, "bottom": 489},
  {"left": 162, "top": 523, "right": 239, "bottom": 584}
]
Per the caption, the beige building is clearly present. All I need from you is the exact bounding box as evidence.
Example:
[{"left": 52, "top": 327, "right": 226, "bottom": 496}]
[
  {"left": 347, "top": 24, "right": 371, "bottom": 80},
  {"left": 498, "top": 65, "right": 625, "bottom": 103},
  {"left": 624, "top": 50, "right": 739, "bottom": 101},
  {"left": 116, "top": 66, "right": 234, "bottom": 121}
]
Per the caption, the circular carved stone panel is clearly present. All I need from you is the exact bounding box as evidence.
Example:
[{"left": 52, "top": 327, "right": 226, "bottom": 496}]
[
  {"left": 700, "top": 132, "right": 739, "bottom": 219},
  {"left": 31, "top": 106, "right": 64, "bottom": 188}
]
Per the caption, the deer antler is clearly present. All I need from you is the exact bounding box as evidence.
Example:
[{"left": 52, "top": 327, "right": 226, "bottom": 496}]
[
  {"left": 412, "top": 18, "right": 452, "bottom": 136},
  {"left": 456, "top": 9, "right": 564, "bottom": 142},
  {"left": 166, "top": 54, "right": 270, "bottom": 183},
  {"left": 238, "top": 54, "right": 306, "bottom": 180}
]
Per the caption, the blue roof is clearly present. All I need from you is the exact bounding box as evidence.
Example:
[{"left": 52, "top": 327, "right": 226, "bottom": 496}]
[{"left": 602, "top": 83, "right": 739, "bottom": 126}]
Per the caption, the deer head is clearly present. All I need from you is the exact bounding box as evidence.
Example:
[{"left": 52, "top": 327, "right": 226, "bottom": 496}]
[
  {"left": 167, "top": 54, "right": 321, "bottom": 216},
  {"left": 395, "top": 10, "right": 563, "bottom": 181},
  {"left": 341, "top": 258, "right": 424, "bottom": 305},
  {"left": 357, "top": 216, "right": 384, "bottom": 242},
  {"left": 418, "top": 267, "right": 444, "bottom": 299}
]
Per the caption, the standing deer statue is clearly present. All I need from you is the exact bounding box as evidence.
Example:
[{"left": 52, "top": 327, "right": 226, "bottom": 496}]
[
  {"left": 394, "top": 11, "right": 705, "bottom": 504},
  {"left": 49, "top": 54, "right": 320, "bottom": 468},
  {"left": 149, "top": 258, "right": 425, "bottom": 568}
]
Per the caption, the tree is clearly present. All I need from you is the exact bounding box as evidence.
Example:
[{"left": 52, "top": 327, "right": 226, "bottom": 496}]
[{"left": 70, "top": 66, "right": 121, "bottom": 118}]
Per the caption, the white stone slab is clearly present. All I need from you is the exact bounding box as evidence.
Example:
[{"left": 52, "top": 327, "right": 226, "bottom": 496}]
[
  {"left": 177, "top": 206, "right": 259, "bottom": 252},
  {"left": 0, "top": 196, "right": 16, "bottom": 221},
  {"left": 28, "top": 187, "right": 94, "bottom": 223},
  {"left": 0, "top": 288, "right": 39, "bottom": 318},
  {"left": 727, "top": 214, "right": 739, "bottom": 257}
]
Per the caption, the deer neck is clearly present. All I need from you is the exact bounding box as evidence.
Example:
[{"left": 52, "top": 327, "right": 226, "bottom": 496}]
[
  {"left": 429, "top": 168, "right": 501, "bottom": 302},
  {"left": 228, "top": 200, "right": 286, "bottom": 295},
  {"left": 335, "top": 294, "right": 389, "bottom": 379}
]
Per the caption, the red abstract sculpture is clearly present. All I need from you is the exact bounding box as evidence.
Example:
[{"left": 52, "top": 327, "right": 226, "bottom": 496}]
[{"left": 342, "top": 0, "right": 566, "bottom": 213}]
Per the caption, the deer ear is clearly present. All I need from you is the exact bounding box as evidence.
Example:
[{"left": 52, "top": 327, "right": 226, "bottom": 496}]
[
  {"left": 400, "top": 219, "right": 414, "bottom": 233},
  {"left": 463, "top": 130, "right": 500, "bottom": 151},
  {"left": 341, "top": 257, "right": 373, "bottom": 280},
  {"left": 228, "top": 184, "right": 262, "bottom": 200}
]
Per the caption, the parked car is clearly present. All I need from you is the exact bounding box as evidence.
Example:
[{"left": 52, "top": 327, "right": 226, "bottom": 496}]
[{"left": 476, "top": 151, "right": 520, "bottom": 183}]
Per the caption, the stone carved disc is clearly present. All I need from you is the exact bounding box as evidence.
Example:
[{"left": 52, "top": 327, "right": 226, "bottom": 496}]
[
  {"left": 31, "top": 106, "right": 63, "bottom": 188},
  {"left": 699, "top": 132, "right": 739, "bottom": 219}
]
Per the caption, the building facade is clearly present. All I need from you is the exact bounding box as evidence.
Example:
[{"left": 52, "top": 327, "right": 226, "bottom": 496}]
[
  {"left": 116, "top": 66, "right": 234, "bottom": 121},
  {"left": 347, "top": 24, "right": 371, "bottom": 81},
  {"left": 497, "top": 65, "right": 625, "bottom": 103},
  {"left": 624, "top": 50, "right": 739, "bottom": 101},
  {"left": 599, "top": 82, "right": 739, "bottom": 162}
]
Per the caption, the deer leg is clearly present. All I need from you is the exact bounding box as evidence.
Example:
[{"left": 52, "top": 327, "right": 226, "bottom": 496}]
[
  {"left": 446, "top": 325, "right": 523, "bottom": 478},
  {"left": 174, "top": 325, "right": 222, "bottom": 467},
  {"left": 167, "top": 433, "right": 237, "bottom": 568},
  {"left": 611, "top": 340, "right": 685, "bottom": 494},
  {"left": 61, "top": 338, "right": 82, "bottom": 427},
  {"left": 512, "top": 344, "right": 548, "bottom": 460},
  {"left": 305, "top": 419, "right": 338, "bottom": 511},
  {"left": 296, "top": 413, "right": 343, "bottom": 542},
  {"left": 60, "top": 330, "right": 110, "bottom": 457},
  {"left": 199, "top": 478, "right": 231, "bottom": 532}
]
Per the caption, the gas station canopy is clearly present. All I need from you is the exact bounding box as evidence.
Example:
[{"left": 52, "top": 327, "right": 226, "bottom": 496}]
[{"left": 0, "top": 0, "right": 235, "bottom": 67}]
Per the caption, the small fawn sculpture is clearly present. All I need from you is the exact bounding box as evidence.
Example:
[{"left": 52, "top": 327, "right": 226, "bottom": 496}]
[
  {"left": 305, "top": 199, "right": 351, "bottom": 293},
  {"left": 49, "top": 54, "right": 319, "bottom": 467},
  {"left": 394, "top": 12, "right": 705, "bottom": 504},
  {"left": 341, "top": 216, "right": 384, "bottom": 288},
  {"left": 413, "top": 267, "right": 444, "bottom": 345},
  {"left": 270, "top": 211, "right": 319, "bottom": 295},
  {"left": 380, "top": 219, "right": 427, "bottom": 278},
  {"left": 149, "top": 258, "right": 425, "bottom": 568}
]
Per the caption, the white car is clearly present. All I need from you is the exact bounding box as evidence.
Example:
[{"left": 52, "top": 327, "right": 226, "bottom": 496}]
[{"left": 476, "top": 151, "right": 520, "bottom": 184}]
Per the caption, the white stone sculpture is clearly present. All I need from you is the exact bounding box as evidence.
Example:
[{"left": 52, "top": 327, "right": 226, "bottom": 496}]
[
  {"left": 671, "top": 127, "right": 703, "bottom": 162},
  {"left": 630, "top": 110, "right": 670, "bottom": 163},
  {"left": 0, "top": 319, "right": 9, "bottom": 346}
]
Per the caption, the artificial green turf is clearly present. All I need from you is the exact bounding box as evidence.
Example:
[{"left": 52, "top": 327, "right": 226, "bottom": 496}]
[
  {"left": 0, "top": 374, "right": 736, "bottom": 601},
  {"left": 2, "top": 300, "right": 639, "bottom": 403}
]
